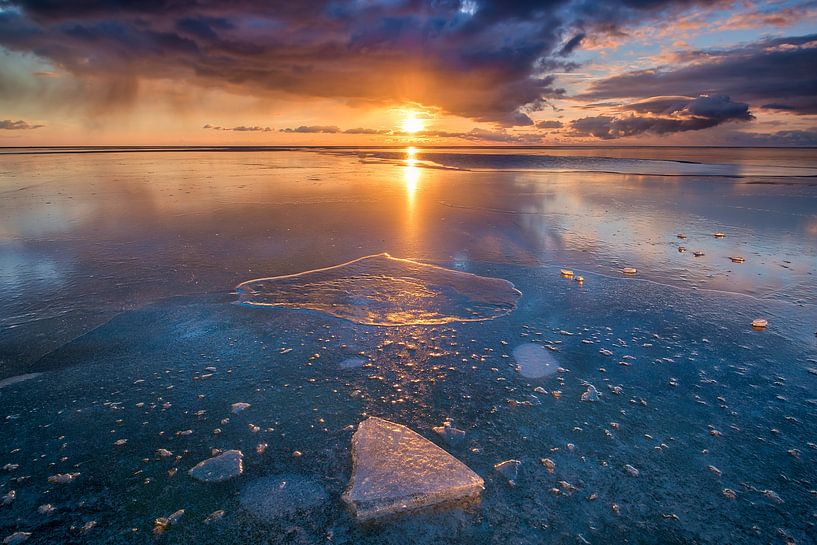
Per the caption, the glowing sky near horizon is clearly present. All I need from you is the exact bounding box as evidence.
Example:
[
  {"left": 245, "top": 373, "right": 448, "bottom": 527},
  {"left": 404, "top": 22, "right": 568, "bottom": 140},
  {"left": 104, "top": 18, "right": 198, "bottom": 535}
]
[{"left": 0, "top": 0, "right": 815, "bottom": 146}]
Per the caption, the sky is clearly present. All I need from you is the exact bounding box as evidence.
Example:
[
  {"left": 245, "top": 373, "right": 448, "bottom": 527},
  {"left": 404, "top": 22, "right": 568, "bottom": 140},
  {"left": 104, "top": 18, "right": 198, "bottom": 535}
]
[{"left": 0, "top": 0, "right": 816, "bottom": 146}]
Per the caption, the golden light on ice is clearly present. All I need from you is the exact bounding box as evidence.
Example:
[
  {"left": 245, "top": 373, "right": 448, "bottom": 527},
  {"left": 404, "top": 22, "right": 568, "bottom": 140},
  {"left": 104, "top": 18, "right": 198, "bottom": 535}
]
[
  {"left": 401, "top": 113, "right": 425, "bottom": 134},
  {"left": 404, "top": 147, "right": 420, "bottom": 202}
]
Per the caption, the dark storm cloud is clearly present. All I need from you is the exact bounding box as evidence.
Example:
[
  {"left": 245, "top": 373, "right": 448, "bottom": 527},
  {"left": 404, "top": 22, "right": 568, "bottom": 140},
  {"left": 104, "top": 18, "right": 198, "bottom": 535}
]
[
  {"left": 0, "top": 119, "right": 43, "bottom": 129},
  {"left": 581, "top": 34, "right": 817, "bottom": 114},
  {"left": 535, "top": 120, "right": 563, "bottom": 128},
  {"left": 571, "top": 95, "right": 752, "bottom": 139},
  {"left": 0, "top": 0, "right": 724, "bottom": 125}
]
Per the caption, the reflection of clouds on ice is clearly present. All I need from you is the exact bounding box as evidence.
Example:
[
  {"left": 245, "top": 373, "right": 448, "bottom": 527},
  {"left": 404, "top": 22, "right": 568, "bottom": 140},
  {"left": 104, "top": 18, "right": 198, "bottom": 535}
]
[
  {"left": 0, "top": 248, "right": 63, "bottom": 290},
  {"left": 237, "top": 253, "right": 521, "bottom": 326}
]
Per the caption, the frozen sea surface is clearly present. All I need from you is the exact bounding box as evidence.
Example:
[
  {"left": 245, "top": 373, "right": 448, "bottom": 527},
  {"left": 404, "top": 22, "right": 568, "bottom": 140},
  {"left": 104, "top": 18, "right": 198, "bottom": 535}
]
[{"left": 0, "top": 147, "right": 816, "bottom": 544}]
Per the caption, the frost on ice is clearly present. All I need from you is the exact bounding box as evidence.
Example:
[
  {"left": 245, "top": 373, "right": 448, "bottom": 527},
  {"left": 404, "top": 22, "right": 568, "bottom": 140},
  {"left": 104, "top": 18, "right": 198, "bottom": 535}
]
[
  {"left": 512, "top": 343, "right": 559, "bottom": 379},
  {"left": 342, "top": 417, "right": 484, "bottom": 521},
  {"left": 189, "top": 450, "right": 244, "bottom": 482},
  {"left": 236, "top": 253, "right": 521, "bottom": 326}
]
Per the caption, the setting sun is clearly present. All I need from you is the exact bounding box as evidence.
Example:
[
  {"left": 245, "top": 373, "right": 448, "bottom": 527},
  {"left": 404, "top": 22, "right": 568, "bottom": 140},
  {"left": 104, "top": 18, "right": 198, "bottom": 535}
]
[{"left": 401, "top": 114, "right": 425, "bottom": 134}]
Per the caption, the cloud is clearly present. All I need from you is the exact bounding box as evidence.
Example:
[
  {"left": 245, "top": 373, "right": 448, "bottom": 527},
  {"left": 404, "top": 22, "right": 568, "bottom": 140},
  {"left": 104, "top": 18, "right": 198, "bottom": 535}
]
[
  {"left": 203, "top": 124, "right": 271, "bottom": 131},
  {"left": 580, "top": 34, "right": 817, "bottom": 114},
  {"left": 570, "top": 95, "right": 752, "bottom": 139},
  {"left": 0, "top": 119, "right": 43, "bottom": 129},
  {"left": 535, "top": 120, "right": 563, "bottom": 129},
  {"left": 0, "top": 0, "right": 726, "bottom": 126},
  {"left": 343, "top": 128, "right": 391, "bottom": 135},
  {"left": 279, "top": 125, "right": 341, "bottom": 134}
]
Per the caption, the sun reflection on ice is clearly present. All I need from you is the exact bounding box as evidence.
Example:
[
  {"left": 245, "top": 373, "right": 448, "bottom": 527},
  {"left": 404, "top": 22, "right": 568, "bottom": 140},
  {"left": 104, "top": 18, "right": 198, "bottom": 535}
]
[{"left": 404, "top": 147, "right": 421, "bottom": 203}]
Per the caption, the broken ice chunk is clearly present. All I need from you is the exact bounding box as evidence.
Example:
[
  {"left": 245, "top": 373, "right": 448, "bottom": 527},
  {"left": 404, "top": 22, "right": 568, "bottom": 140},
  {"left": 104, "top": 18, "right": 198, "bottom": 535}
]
[
  {"left": 432, "top": 421, "right": 466, "bottom": 446},
  {"left": 494, "top": 460, "right": 522, "bottom": 486},
  {"left": 342, "top": 417, "right": 484, "bottom": 521},
  {"left": 189, "top": 450, "right": 244, "bottom": 483},
  {"left": 154, "top": 509, "right": 184, "bottom": 535},
  {"left": 3, "top": 532, "right": 30, "bottom": 545},
  {"left": 1, "top": 490, "right": 15, "bottom": 505},
  {"left": 581, "top": 385, "right": 601, "bottom": 402},
  {"left": 624, "top": 464, "right": 640, "bottom": 477},
  {"left": 47, "top": 473, "right": 79, "bottom": 484},
  {"left": 513, "top": 343, "right": 559, "bottom": 379},
  {"left": 231, "top": 403, "right": 251, "bottom": 414}
]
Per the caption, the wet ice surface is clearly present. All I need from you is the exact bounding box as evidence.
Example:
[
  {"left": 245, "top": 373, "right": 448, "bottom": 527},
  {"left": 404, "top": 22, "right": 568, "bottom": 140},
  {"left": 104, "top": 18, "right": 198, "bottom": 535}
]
[
  {"left": 236, "top": 253, "right": 521, "bottom": 326},
  {"left": 1, "top": 147, "right": 816, "bottom": 544}
]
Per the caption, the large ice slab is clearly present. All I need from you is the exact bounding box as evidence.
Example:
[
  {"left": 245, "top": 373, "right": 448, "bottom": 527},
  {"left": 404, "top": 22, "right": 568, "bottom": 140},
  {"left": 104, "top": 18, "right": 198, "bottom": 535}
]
[
  {"left": 236, "top": 253, "right": 521, "bottom": 326},
  {"left": 342, "top": 417, "right": 484, "bottom": 521}
]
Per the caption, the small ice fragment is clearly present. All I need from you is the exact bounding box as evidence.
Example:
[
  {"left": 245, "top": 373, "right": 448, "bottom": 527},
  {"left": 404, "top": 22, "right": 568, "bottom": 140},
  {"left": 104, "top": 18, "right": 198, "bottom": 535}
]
[
  {"left": 204, "top": 510, "right": 225, "bottom": 523},
  {"left": 37, "top": 504, "right": 54, "bottom": 515},
  {"left": 708, "top": 465, "right": 722, "bottom": 477},
  {"left": 114, "top": 439, "right": 127, "bottom": 446},
  {"left": 540, "top": 458, "right": 555, "bottom": 474},
  {"left": 1, "top": 491, "right": 15, "bottom": 505},
  {"left": 48, "top": 472, "right": 79, "bottom": 484},
  {"left": 156, "top": 449, "right": 173, "bottom": 458},
  {"left": 622, "top": 267, "right": 637, "bottom": 275},
  {"left": 342, "top": 417, "right": 483, "bottom": 521},
  {"left": 494, "top": 460, "right": 522, "bottom": 486},
  {"left": 2, "top": 464, "right": 18, "bottom": 472},
  {"left": 624, "top": 464, "right": 639, "bottom": 477},
  {"left": 762, "top": 490, "right": 783, "bottom": 503},
  {"left": 581, "top": 385, "right": 600, "bottom": 402},
  {"left": 752, "top": 319, "right": 768, "bottom": 330},
  {"left": 3, "top": 532, "right": 30, "bottom": 545},
  {"left": 231, "top": 402, "right": 251, "bottom": 414},
  {"left": 241, "top": 475, "right": 327, "bottom": 523},
  {"left": 432, "top": 421, "right": 466, "bottom": 446},
  {"left": 713, "top": 232, "right": 726, "bottom": 238},
  {"left": 560, "top": 269, "right": 574, "bottom": 279},
  {"left": 512, "top": 343, "right": 559, "bottom": 379},
  {"left": 189, "top": 450, "right": 244, "bottom": 482},
  {"left": 154, "top": 509, "right": 184, "bottom": 535}
]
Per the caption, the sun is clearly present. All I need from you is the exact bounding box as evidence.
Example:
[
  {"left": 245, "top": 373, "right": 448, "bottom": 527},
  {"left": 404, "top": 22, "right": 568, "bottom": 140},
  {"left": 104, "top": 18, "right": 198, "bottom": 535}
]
[{"left": 401, "top": 113, "right": 425, "bottom": 134}]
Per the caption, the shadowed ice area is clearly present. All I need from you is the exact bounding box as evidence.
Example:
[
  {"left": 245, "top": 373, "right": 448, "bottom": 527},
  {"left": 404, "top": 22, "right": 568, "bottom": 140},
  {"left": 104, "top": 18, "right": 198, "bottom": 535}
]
[
  {"left": 236, "top": 253, "right": 521, "bottom": 326},
  {"left": 0, "top": 147, "right": 816, "bottom": 544}
]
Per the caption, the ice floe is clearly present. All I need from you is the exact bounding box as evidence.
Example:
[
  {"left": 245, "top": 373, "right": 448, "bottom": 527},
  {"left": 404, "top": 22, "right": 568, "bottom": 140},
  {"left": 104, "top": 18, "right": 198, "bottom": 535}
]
[
  {"left": 342, "top": 417, "right": 484, "bottom": 521},
  {"left": 189, "top": 450, "right": 243, "bottom": 482},
  {"left": 236, "top": 253, "right": 521, "bottom": 326}
]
